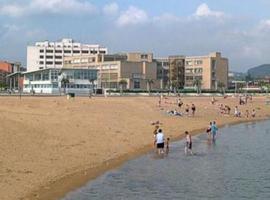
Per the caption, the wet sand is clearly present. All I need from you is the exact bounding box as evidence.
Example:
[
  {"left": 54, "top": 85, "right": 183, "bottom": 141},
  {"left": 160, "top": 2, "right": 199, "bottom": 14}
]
[{"left": 0, "top": 96, "right": 269, "bottom": 200}]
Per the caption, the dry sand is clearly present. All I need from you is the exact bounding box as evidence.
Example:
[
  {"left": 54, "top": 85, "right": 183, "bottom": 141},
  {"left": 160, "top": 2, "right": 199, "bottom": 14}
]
[{"left": 0, "top": 96, "right": 269, "bottom": 200}]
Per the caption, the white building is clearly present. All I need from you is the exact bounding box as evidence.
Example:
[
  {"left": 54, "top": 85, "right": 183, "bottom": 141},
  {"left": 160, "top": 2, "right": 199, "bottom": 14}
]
[{"left": 27, "top": 38, "right": 108, "bottom": 72}]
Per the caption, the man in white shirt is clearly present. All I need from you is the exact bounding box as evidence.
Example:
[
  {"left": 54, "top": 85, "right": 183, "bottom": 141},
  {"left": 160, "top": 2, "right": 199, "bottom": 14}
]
[{"left": 155, "top": 129, "right": 165, "bottom": 154}]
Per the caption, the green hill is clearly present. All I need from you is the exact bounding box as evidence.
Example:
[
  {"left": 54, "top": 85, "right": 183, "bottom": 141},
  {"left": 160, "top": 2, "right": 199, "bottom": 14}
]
[{"left": 247, "top": 64, "right": 270, "bottom": 78}]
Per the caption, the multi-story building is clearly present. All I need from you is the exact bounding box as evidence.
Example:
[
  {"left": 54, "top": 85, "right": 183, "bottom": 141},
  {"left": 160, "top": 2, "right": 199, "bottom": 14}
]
[
  {"left": 168, "top": 56, "right": 185, "bottom": 89},
  {"left": 184, "top": 52, "right": 228, "bottom": 90},
  {"left": 64, "top": 53, "right": 159, "bottom": 90},
  {"left": 27, "top": 38, "right": 108, "bottom": 72},
  {"left": 155, "top": 58, "right": 169, "bottom": 89}
]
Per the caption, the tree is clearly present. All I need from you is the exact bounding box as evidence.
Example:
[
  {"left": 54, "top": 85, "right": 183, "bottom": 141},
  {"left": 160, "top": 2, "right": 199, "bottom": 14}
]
[
  {"left": 217, "top": 81, "right": 225, "bottom": 94},
  {"left": 238, "top": 82, "right": 245, "bottom": 93},
  {"left": 146, "top": 79, "right": 154, "bottom": 94},
  {"left": 193, "top": 78, "right": 202, "bottom": 94},
  {"left": 118, "top": 79, "right": 127, "bottom": 95}
]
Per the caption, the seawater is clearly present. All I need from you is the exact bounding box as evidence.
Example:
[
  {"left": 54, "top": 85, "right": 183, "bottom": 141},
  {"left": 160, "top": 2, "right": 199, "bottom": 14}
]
[{"left": 62, "top": 120, "right": 270, "bottom": 200}]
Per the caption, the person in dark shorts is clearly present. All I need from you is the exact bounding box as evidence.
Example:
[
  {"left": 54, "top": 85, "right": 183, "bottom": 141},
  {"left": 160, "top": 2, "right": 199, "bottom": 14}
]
[
  {"left": 155, "top": 129, "right": 165, "bottom": 154},
  {"left": 185, "top": 131, "right": 193, "bottom": 155}
]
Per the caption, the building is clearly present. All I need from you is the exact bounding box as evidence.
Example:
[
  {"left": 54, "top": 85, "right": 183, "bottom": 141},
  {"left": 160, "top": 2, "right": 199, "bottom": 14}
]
[
  {"left": 0, "top": 61, "right": 23, "bottom": 90},
  {"left": 23, "top": 68, "right": 98, "bottom": 94},
  {"left": 64, "top": 53, "right": 159, "bottom": 90},
  {"left": 184, "top": 52, "right": 228, "bottom": 90},
  {"left": 168, "top": 56, "right": 185, "bottom": 89},
  {"left": 154, "top": 58, "right": 170, "bottom": 89},
  {"left": 27, "top": 38, "right": 108, "bottom": 72}
]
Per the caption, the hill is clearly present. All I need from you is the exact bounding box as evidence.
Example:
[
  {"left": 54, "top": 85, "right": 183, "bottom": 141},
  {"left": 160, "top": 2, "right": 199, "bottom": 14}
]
[{"left": 247, "top": 64, "right": 270, "bottom": 78}]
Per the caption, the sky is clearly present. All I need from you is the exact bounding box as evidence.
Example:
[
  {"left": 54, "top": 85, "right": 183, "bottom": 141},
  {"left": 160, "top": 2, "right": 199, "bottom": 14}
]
[{"left": 1, "top": 0, "right": 270, "bottom": 72}]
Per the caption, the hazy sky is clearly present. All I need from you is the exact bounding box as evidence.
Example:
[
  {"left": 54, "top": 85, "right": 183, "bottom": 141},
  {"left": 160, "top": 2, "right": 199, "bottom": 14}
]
[{"left": 1, "top": 0, "right": 270, "bottom": 72}]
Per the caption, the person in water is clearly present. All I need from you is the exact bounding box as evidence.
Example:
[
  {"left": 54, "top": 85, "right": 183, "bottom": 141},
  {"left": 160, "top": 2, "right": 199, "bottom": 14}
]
[
  {"left": 211, "top": 121, "right": 218, "bottom": 141},
  {"left": 185, "top": 131, "right": 193, "bottom": 155}
]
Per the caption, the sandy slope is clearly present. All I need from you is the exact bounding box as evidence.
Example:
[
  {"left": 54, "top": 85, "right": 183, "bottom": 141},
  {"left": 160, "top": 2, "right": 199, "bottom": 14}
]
[{"left": 0, "top": 96, "right": 269, "bottom": 200}]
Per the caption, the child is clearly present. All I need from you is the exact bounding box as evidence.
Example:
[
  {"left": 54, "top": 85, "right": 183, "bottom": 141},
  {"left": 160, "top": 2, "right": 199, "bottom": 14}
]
[
  {"left": 185, "top": 131, "right": 193, "bottom": 155},
  {"left": 251, "top": 109, "right": 256, "bottom": 118},
  {"left": 246, "top": 110, "right": 249, "bottom": 118}
]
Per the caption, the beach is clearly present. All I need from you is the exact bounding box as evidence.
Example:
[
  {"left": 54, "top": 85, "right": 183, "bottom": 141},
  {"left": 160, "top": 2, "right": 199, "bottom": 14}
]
[{"left": 0, "top": 96, "right": 269, "bottom": 200}]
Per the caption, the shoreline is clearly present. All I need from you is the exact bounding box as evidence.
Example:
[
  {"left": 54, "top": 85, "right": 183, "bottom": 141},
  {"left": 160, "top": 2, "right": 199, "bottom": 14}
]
[{"left": 25, "top": 116, "right": 270, "bottom": 200}]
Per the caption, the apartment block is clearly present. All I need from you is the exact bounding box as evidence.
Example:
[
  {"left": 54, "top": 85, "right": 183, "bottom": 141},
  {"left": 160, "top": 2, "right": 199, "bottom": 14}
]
[
  {"left": 168, "top": 56, "right": 185, "bottom": 89},
  {"left": 155, "top": 58, "right": 170, "bottom": 89},
  {"left": 27, "top": 38, "right": 108, "bottom": 72},
  {"left": 64, "top": 53, "right": 159, "bottom": 90},
  {"left": 185, "top": 52, "right": 228, "bottom": 90}
]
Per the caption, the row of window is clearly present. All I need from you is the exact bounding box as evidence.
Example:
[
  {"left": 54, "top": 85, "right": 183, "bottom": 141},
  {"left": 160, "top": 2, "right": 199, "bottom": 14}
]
[
  {"left": 39, "top": 61, "right": 62, "bottom": 65},
  {"left": 40, "top": 55, "right": 63, "bottom": 59},
  {"left": 185, "top": 68, "right": 203, "bottom": 74},
  {"left": 185, "top": 60, "right": 203, "bottom": 66},
  {"left": 40, "top": 49, "right": 106, "bottom": 54},
  {"left": 24, "top": 84, "right": 94, "bottom": 89},
  {"left": 185, "top": 76, "right": 203, "bottom": 81}
]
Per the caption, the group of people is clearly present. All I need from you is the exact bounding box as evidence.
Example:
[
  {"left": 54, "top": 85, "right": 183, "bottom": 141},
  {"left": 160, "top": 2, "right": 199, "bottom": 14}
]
[
  {"left": 159, "top": 96, "right": 197, "bottom": 117},
  {"left": 152, "top": 126, "right": 200, "bottom": 156},
  {"left": 219, "top": 104, "right": 231, "bottom": 115},
  {"left": 206, "top": 121, "right": 218, "bottom": 141},
  {"left": 234, "top": 106, "right": 256, "bottom": 118}
]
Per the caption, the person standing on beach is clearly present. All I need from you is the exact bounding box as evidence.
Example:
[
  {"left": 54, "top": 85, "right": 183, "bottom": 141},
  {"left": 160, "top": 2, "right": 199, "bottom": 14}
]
[
  {"left": 185, "top": 131, "right": 193, "bottom": 155},
  {"left": 251, "top": 109, "right": 256, "bottom": 118},
  {"left": 191, "top": 104, "right": 196, "bottom": 117},
  {"left": 155, "top": 129, "right": 165, "bottom": 155},
  {"left": 211, "top": 121, "right": 218, "bottom": 141}
]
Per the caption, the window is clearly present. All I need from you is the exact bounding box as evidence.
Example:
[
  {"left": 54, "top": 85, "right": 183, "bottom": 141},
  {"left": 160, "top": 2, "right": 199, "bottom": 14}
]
[
  {"left": 46, "top": 56, "right": 53, "bottom": 59},
  {"left": 55, "top": 56, "right": 62, "bottom": 59},
  {"left": 134, "top": 80, "right": 140, "bottom": 89},
  {"left": 194, "top": 68, "right": 203, "bottom": 73},
  {"left": 185, "top": 61, "right": 192, "bottom": 66},
  {"left": 64, "top": 50, "right": 71, "bottom": 54},
  {"left": 195, "top": 60, "right": 203, "bottom": 65},
  {"left": 40, "top": 55, "right": 44, "bottom": 59},
  {"left": 55, "top": 62, "right": 62, "bottom": 65},
  {"left": 90, "top": 50, "right": 97, "bottom": 54},
  {"left": 46, "top": 61, "right": 53, "bottom": 65},
  {"left": 141, "top": 54, "right": 148, "bottom": 59},
  {"left": 46, "top": 49, "right": 54, "bottom": 53},
  {"left": 99, "top": 50, "right": 106, "bottom": 54},
  {"left": 73, "top": 50, "right": 80, "bottom": 54},
  {"left": 40, "top": 49, "right": 44, "bottom": 53},
  {"left": 39, "top": 61, "right": 44, "bottom": 65},
  {"left": 55, "top": 50, "right": 62, "bottom": 53},
  {"left": 82, "top": 50, "right": 89, "bottom": 54},
  {"left": 186, "top": 76, "right": 193, "bottom": 81}
]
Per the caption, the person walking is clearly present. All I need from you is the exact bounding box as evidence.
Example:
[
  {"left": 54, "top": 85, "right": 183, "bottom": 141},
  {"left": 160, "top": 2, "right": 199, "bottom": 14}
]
[
  {"left": 185, "top": 131, "right": 193, "bottom": 155},
  {"left": 155, "top": 129, "right": 165, "bottom": 155}
]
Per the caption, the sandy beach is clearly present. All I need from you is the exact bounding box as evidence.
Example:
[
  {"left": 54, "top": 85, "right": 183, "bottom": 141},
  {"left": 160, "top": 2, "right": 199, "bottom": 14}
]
[{"left": 0, "top": 95, "right": 269, "bottom": 200}]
